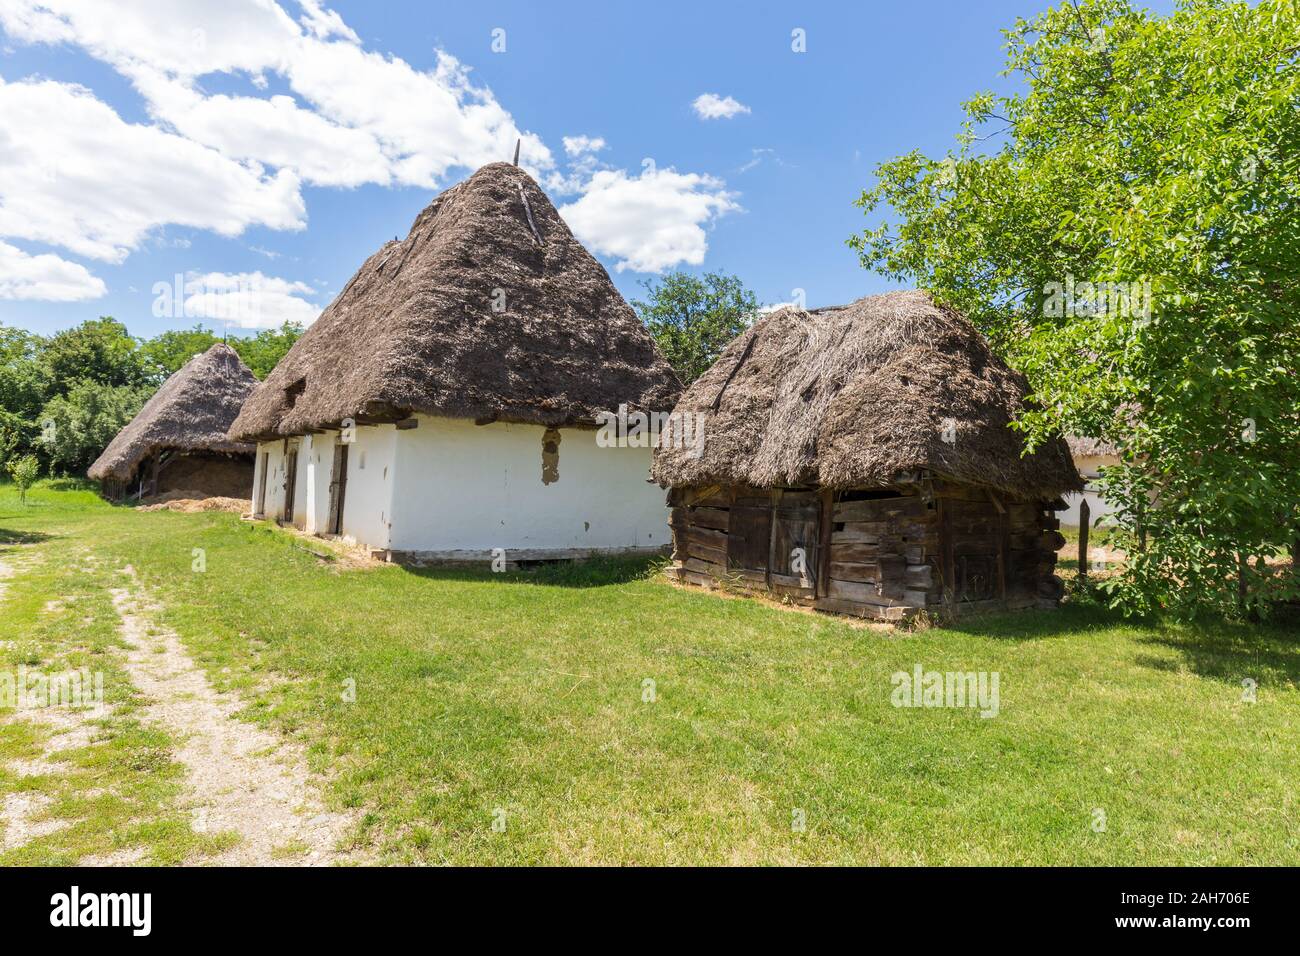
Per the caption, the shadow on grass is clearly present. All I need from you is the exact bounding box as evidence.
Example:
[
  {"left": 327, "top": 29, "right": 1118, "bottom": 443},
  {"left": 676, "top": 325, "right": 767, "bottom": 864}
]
[
  {"left": 44, "top": 478, "right": 97, "bottom": 492},
  {"left": 402, "top": 554, "right": 665, "bottom": 589},
  {"left": 0, "top": 527, "right": 53, "bottom": 546},
  {"left": 943, "top": 600, "right": 1135, "bottom": 642},
  {"left": 1132, "top": 606, "right": 1300, "bottom": 687}
]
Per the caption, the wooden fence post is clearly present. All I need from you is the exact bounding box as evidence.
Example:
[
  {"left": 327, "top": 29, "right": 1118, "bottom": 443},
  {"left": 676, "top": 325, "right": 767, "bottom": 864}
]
[{"left": 1077, "top": 498, "right": 1090, "bottom": 582}]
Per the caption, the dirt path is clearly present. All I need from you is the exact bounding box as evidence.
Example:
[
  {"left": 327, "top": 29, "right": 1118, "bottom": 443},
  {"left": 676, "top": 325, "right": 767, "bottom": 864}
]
[{"left": 109, "top": 567, "right": 356, "bottom": 866}]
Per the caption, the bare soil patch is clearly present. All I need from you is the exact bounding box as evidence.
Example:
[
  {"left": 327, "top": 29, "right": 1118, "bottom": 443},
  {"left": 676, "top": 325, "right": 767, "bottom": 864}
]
[{"left": 108, "top": 567, "right": 357, "bottom": 866}]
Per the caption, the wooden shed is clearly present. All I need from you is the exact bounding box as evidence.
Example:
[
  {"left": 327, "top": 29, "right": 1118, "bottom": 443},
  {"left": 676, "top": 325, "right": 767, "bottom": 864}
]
[{"left": 651, "top": 291, "right": 1083, "bottom": 621}]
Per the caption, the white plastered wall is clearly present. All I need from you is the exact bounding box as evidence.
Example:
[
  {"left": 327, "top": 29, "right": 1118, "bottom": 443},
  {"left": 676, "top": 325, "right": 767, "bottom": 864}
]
[
  {"left": 1060, "top": 453, "right": 1120, "bottom": 527},
  {"left": 385, "top": 415, "right": 666, "bottom": 554},
  {"left": 336, "top": 425, "right": 398, "bottom": 549},
  {"left": 301, "top": 432, "right": 335, "bottom": 535}
]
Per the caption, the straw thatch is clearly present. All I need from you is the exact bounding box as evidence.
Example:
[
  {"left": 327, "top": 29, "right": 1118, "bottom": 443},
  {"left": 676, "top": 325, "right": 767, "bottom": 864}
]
[
  {"left": 1066, "top": 435, "right": 1119, "bottom": 458},
  {"left": 88, "top": 343, "right": 257, "bottom": 482},
  {"left": 652, "top": 290, "right": 1082, "bottom": 499},
  {"left": 230, "top": 162, "right": 680, "bottom": 441}
]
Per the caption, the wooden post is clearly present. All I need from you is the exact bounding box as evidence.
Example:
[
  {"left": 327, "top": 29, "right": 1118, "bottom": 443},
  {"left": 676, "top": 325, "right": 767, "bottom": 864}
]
[
  {"left": 766, "top": 489, "right": 782, "bottom": 590},
  {"left": 816, "top": 488, "right": 834, "bottom": 598},
  {"left": 1078, "top": 498, "right": 1090, "bottom": 582},
  {"left": 1237, "top": 551, "right": 1248, "bottom": 611},
  {"left": 937, "top": 496, "right": 955, "bottom": 611}
]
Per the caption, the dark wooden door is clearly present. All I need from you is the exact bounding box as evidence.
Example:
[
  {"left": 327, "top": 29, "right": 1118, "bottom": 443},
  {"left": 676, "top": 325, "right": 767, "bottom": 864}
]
[
  {"left": 256, "top": 453, "right": 268, "bottom": 516},
  {"left": 282, "top": 449, "right": 298, "bottom": 523},
  {"left": 770, "top": 491, "right": 821, "bottom": 588},
  {"left": 941, "top": 497, "right": 1007, "bottom": 605},
  {"left": 727, "top": 492, "right": 772, "bottom": 572},
  {"left": 327, "top": 443, "right": 349, "bottom": 535}
]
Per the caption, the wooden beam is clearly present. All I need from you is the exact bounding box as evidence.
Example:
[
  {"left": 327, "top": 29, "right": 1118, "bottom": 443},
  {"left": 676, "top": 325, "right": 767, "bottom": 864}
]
[
  {"left": 1077, "top": 498, "right": 1090, "bottom": 583},
  {"left": 816, "top": 488, "right": 834, "bottom": 598},
  {"left": 937, "top": 496, "right": 954, "bottom": 611},
  {"left": 766, "top": 489, "right": 782, "bottom": 590}
]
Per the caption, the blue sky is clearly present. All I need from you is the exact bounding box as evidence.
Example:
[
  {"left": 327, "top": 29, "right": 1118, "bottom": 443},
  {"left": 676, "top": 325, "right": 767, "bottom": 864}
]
[{"left": 0, "top": 0, "right": 1169, "bottom": 339}]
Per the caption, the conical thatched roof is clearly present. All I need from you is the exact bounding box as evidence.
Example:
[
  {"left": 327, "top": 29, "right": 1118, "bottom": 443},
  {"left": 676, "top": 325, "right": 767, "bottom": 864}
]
[
  {"left": 229, "top": 163, "right": 680, "bottom": 441},
  {"left": 651, "top": 290, "right": 1082, "bottom": 500},
  {"left": 89, "top": 343, "right": 257, "bottom": 481}
]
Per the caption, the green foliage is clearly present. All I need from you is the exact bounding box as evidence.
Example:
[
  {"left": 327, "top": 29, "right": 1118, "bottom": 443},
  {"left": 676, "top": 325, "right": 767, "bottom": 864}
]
[
  {"left": 0, "top": 327, "right": 48, "bottom": 462},
  {"left": 138, "top": 325, "right": 220, "bottom": 380},
  {"left": 41, "top": 317, "right": 148, "bottom": 394},
  {"left": 632, "top": 271, "right": 759, "bottom": 384},
  {"left": 0, "top": 314, "right": 304, "bottom": 474},
  {"left": 230, "top": 321, "right": 304, "bottom": 379},
  {"left": 849, "top": 0, "right": 1300, "bottom": 619},
  {"left": 37, "top": 379, "right": 152, "bottom": 476},
  {"left": 5, "top": 454, "right": 39, "bottom": 504}
]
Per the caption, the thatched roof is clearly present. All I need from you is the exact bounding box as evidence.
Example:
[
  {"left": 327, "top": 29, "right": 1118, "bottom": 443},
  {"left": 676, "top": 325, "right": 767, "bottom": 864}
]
[
  {"left": 651, "top": 290, "right": 1082, "bottom": 500},
  {"left": 1066, "top": 435, "right": 1119, "bottom": 458},
  {"left": 89, "top": 343, "right": 257, "bottom": 481},
  {"left": 229, "top": 162, "right": 680, "bottom": 441}
]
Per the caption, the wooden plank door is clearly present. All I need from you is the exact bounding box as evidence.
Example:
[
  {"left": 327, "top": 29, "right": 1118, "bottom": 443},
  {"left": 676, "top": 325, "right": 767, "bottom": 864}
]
[
  {"left": 327, "top": 442, "right": 349, "bottom": 535},
  {"left": 727, "top": 492, "right": 773, "bottom": 572},
  {"left": 770, "top": 491, "right": 821, "bottom": 589},
  {"left": 282, "top": 449, "right": 298, "bottom": 524}
]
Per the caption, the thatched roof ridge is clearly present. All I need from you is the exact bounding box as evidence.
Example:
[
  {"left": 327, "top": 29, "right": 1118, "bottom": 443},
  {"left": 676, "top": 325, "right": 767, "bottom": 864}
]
[
  {"left": 651, "top": 290, "right": 1082, "bottom": 499},
  {"left": 1066, "top": 435, "right": 1119, "bottom": 458},
  {"left": 229, "top": 162, "right": 680, "bottom": 441},
  {"left": 88, "top": 343, "right": 257, "bottom": 481}
]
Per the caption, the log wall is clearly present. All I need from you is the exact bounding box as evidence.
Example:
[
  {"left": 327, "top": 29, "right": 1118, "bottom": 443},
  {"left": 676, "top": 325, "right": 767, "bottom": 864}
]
[{"left": 666, "top": 482, "right": 1064, "bottom": 622}]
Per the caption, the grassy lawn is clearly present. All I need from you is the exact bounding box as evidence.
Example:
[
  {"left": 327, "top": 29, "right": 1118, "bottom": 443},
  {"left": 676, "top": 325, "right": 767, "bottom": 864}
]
[{"left": 2, "top": 481, "right": 1297, "bottom": 865}]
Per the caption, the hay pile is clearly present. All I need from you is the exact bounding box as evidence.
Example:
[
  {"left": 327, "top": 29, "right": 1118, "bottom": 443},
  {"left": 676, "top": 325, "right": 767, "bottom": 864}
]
[
  {"left": 652, "top": 290, "right": 1081, "bottom": 499},
  {"left": 137, "top": 491, "right": 250, "bottom": 514}
]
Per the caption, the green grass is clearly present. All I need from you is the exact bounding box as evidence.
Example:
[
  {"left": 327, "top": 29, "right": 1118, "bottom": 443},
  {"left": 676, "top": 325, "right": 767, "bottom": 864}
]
[
  {"left": 0, "top": 481, "right": 239, "bottom": 865},
  {"left": 2, "top": 480, "right": 1297, "bottom": 864}
]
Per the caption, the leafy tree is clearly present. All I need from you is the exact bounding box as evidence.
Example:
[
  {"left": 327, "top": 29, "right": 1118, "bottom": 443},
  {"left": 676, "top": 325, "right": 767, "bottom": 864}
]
[
  {"left": 6, "top": 454, "right": 39, "bottom": 505},
  {"left": 231, "top": 321, "right": 305, "bottom": 379},
  {"left": 41, "top": 317, "right": 147, "bottom": 395},
  {"left": 37, "top": 379, "right": 152, "bottom": 476},
  {"left": 0, "top": 326, "right": 49, "bottom": 462},
  {"left": 849, "top": 0, "right": 1300, "bottom": 618},
  {"left": 632, "top": 271, "right": 759, "bottom": 384},
  {"left": 139, "top": 325, "right": 219, "bottom": 381}
]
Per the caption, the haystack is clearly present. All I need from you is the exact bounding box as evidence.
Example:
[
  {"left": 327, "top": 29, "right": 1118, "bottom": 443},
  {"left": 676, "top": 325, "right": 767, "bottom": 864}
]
[
  {"left": 653, "top": 291, "right": 1082, "bottom": 620},
  {"left": 88, "top": 343, "right": 256, "bottom": 500}
]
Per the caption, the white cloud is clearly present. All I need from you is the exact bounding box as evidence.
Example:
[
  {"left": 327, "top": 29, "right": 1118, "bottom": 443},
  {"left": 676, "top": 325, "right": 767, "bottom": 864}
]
[
  {"left": 0, "top": 1, "right": 555, "bottom": 193},
  {"left": 297, "top": 0, "right": 358, "bottom": 42},
  {"left": 692, "top": 93, "right": 750, "bottom": 120},
  {"left": 127, "top": 70, "right": 393, "bottom": 188},
  {"left": 562, "top": 135, "right": 606, "bottom": 157},
  {"left": 0, "top": 240, "right": 104, "bottom": 301},
  {"left": 560, "top": 167, "right": 739, "bottom": 273},
  {"left": 0, "top": 1, "right": 740, "bottom": 281},
  {"left": 0, "top": 0, "right": 301, "bottom": 77},
  {"left": 176, "top": 271, "right": 321, "bottom": 329},
  {"left": 283, "top": 41, "right": 552, "bottom": 187},
  {"left": 738, "top": 147, "right": 776, "bottom": 173},
  {"left": 0, "top": 76, "right": 305, "bottom": 263}
]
